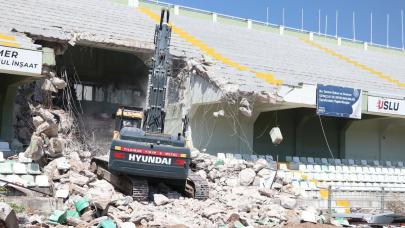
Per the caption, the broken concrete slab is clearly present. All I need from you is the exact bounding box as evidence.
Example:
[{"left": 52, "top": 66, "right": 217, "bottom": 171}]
[
  {"left": 121, "top": 222, "right": 136, "bottom": 228},
  {"left": 202, "top": 207, "right": 223, "bottom": 218},
  {"left": 33, "top": 116, "right": 45, "bottom": 128},
  {"left": 55, "top": 189, "right": 69, "bottom": 199},
  {"left": 3, "top": 196, "right": 64, "bottom": 215},
  {"left": 0, "top": 202, "right": 18, "bottom": 228},
  {"left": 154, "top": 194, "right": 170, "bottom": 206},
  {"left": 55, "top": 157, "right": 71, "bottom": 170},
  {"left": 80, "top": 210, "right": 94, "bottom": 222},
  {"left": 69, "top": 172, "right": 89, "bottom": 186},
  {"left": 49, "top": 137, "right": 66, "bottom": 157},
  {"left": 300, "top": 210, "right": 317, "bottom": 223},
  {"left": 238, "top": 168, "right": 256, "bottom": 186},
  {"left": 66, "top": 217, "right": 89, "bottom": 227},
  {"left": 69, "top": 159, "right": 86, "bottom": 172},
  {"left": 24, "top": 135, "right": 44, "bottom": 161},
  {"left": 41, "top": 78, "right": 58, "bottom": 93},
  {"left": 280, "top": 195, "right": 297, "bottom": 209},
  {"left": 253, "top": 159, "right": 268, "bottom": 172},
  {"left": 50, "top": 76, "right": 67, "bottom": 89},
  {"left": 35, "top": 122, "right": 51, "bottom": 135}
]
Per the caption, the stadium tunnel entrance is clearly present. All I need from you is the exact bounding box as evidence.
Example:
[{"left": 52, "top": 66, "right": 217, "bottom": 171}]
[
  {"left": 254, "top": 107, "right": 405, "bottom": 162},
  {"left": 56, "top": 46, "right": 149, "bottom": 153}
]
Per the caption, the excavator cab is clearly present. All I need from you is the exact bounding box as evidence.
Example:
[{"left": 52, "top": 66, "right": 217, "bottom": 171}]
[{"left": 113, "top": 107, "right": 144, "bottom": 139}]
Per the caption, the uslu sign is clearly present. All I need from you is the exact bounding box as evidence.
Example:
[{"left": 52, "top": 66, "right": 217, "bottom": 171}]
[
  {"left": 0, "top": 45, "right": 42, "bottom": 75},
  {"left": 368, "top": 96, "right": 405, "bottom": 116}
]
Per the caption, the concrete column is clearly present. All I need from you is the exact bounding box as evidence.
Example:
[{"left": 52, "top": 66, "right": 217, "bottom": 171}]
[
  {"left": 0, "top": 75, "right": 35, "bottom": 142},
  {"left": 42, "top": 47, "right": 56, "bottom": 66},
  {"left": 309, "top": 32, "right": 314, "bottom": 41},
  {"left": 279, "top": 26, "right": 284, "bottom": 35},
  {"left": 339, "top": 120, "right": 353, "bottom": 159},
  {"left": 363, "top": 42, "right": 368, "bottom": 51},
  {"left": 128, "top": 0, "right": 139, "bottom": 8},
  {"left": 337, "top": 37, "right": 342, "bottom": 46},
  {"left": 295, "top": 115, "right": 311, "bottom": 156},
  {"left": 212, "top": 13, "right": 217, "bottom": 23},
  {"left": 247, "top": 19, "right": 252, "bottom": 29},
  {"left": 174, "top": 5, "right": 179, "bottom": 15}
]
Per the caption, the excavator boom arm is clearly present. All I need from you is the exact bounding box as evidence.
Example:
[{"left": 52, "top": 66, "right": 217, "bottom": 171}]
[{"left": 143, "top": 9, "right": 172, "bottom": 133}]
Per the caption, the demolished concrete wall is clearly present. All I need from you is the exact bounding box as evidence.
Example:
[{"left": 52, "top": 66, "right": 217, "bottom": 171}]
[
  {"left": 165, "top": 57, "right": 284, "bottom": 155},
  {"left": 55, "top": 46, "right": 149, "bottom": 153}
]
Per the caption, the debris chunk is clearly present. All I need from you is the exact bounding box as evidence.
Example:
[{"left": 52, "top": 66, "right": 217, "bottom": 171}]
[
  {"left": 153, "top": 194, "right": 170, "bottom": 206},
  {"left": 0, "top": 202, "right": 18, "bottom": 228},
  {"left": 238, "top": 168, "right": 256, "bottom": 186}
]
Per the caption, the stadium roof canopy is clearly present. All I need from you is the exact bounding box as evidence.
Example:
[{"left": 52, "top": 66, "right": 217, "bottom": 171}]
[{"left": 1, "top": 0, "right": 405, "bottom": 99}]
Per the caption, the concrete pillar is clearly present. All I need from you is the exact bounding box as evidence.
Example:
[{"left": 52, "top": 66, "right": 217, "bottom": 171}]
[
  {"left": 212, "top": 13, "right": 217, "bottom": 23},
  {"left": 337, "top": 37, "right": 342, "bottom": 46},
  {"left": 247, "top": 19, "right": 252, "bottom": 29},
  {"left": 279, "top": 26, "right": 284, "bottom": 35},
  {"left": 42, "top": 47, "right": 56, "bottom": 66},
  {"left": 128, "top": 0, "right": 139, "bottom": 8},
  {"left": 174, "top": 5, "right": 179, "bottom": 15},
  {"left": 1, "top": 84, "right": 20, "bottom": 141},
  {"left": 309, "top": 32, "right": 314, "bottom": 41},
  {"left": 364, "top": 42, "right": 368, "bottom": 51}
]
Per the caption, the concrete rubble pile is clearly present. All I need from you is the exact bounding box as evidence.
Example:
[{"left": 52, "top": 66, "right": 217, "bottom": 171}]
[
  {"left": 13, "top": 70, "right": 92, "bottom": 162},
  {"left": 10, "top": 148, "right": 332, "bottom": 227},
  {"left": 6, "top": 68, "right": 332, "bottom": 227}
]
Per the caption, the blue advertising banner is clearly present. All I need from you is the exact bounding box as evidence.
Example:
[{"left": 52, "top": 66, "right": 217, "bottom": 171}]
[{"left": 316, "top": 84, "right": 362, "bottom": 119}]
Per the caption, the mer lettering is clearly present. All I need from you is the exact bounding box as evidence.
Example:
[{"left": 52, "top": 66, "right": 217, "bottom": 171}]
[{"left": 0, "top": 49, "right": 18, "bottom": 58}]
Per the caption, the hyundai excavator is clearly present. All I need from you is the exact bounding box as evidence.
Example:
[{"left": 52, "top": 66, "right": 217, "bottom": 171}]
[{"left": 90, "top": 9, "right": 209, "bottom": 201}]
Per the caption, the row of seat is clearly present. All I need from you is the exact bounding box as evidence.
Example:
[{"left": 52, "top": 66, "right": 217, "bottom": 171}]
[
  {"left": 305, "top": 172, "right": 405, "bottom": 183},
  {"left": 294, "top": 179, "right": 405, "bottom": 192},
  {"left": 280, "top": 169, "right": 405, "bottom": 183},
  {"left": 286, "top": 156, "right": 405, "bottom": 168},
  {"left": 217, "top": 153, "right": 275, "bottom": 163},
  {"left": 298, "top": 164, "right": 405, "bottom": 175}
]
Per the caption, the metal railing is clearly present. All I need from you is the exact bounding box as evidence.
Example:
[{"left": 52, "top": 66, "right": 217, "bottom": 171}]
[
  {"left": 139, "top": 0, "right": 405, "bottom": 52},
  {"left": 298, "top": 185, "right": 405, "bottom": 222}
]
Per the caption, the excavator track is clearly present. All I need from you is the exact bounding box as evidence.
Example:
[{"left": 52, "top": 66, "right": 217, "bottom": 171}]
[
  {"left": 187, "top": 171, "right": 209, "bottom": 200},
  {"left": 91, "top": 157, "right": 150, "bottom": 201},
  {"left": 130, "top": 177, "right": 149, "bottom": 201}
]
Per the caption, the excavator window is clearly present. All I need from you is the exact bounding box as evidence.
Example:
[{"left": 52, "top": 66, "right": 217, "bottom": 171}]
[{"left": 116, "top": 118, "right": 141, "bottom": 131}]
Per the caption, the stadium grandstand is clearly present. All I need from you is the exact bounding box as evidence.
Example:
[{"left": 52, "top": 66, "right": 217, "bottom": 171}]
[
  {"left": 1, "top": 0, "right": 405, "bottom": 221},
  {"left": 1, "top": 0, "right": 404, "bottom": 161}
]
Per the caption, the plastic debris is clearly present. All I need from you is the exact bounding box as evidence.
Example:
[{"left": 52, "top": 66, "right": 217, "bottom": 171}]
[
  {"left": 75, "top": 197, "right": 90, "bottom": 214},
  {"left": 49, "top": 210, "right": 67, "bottom": 224},
  {"left": 98, "top": 218, "right": 117, "bottom": 228}
]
